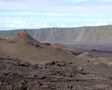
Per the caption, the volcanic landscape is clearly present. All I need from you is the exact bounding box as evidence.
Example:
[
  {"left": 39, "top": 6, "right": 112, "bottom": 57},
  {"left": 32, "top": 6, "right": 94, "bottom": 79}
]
[{"left": 1, "top": 25, "right": 112, "bottom": 90}]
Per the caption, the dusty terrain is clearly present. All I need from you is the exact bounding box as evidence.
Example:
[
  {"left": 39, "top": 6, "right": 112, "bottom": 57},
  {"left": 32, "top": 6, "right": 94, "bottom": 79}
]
[
  {"left": 1, "top": 57, "right": 112, "bottom": 90},
  {"left": 0, "top": 31, "right": 75, "bottom": 64},
  {"left": 1, "top": 31, "right": 112, "bottom": 90}
]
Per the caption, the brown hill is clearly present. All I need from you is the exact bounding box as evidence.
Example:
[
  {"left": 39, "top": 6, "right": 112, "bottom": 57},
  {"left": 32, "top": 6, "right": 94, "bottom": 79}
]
[{"left": 0, "top": 31, "right": 76, "bottom": 64}]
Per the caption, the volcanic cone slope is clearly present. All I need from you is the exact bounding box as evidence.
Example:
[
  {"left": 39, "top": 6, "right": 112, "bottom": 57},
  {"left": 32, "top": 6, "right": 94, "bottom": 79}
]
[{"left": 0, "top": 31, "right": 76, "bottom": 64}]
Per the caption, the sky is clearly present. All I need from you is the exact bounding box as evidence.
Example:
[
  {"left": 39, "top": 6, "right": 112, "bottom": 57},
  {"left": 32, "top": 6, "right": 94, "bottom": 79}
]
[{"left": 0, "top": 0, "right": 112, "bottom": 30}]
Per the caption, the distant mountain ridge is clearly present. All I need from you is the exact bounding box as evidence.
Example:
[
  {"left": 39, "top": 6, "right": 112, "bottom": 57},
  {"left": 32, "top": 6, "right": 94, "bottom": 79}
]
[{"left": 0, "top": 25, "right": 112, "bottom": 44}]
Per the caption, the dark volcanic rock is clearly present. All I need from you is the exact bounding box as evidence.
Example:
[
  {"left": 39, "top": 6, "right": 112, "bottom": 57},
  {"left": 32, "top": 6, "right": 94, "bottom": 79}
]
[{"left": 0, "top": 58, "right": 112, "bottom": 90}]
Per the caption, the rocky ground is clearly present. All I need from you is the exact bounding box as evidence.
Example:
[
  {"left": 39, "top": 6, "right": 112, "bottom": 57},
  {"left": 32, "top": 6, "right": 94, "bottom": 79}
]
[{"left": 0, "top": 57, "right": 112, "bottom": 90}]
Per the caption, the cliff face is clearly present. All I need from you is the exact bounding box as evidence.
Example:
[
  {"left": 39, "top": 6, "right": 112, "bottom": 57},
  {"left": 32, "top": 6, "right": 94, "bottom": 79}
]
[{"left": 0, "top": 25, "right": 112, "bottom": 44}]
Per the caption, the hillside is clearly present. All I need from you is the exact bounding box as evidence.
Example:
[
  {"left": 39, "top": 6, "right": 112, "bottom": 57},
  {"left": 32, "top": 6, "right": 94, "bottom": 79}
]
[
  {"left": 0, "top": 25, "right": 112, "bottom": 44},
  {"left": 0, "top": 31, "right": 75, "bottom": 64},
  {"left": 1, "top": 28, "right": 112, "bottom": 90}
]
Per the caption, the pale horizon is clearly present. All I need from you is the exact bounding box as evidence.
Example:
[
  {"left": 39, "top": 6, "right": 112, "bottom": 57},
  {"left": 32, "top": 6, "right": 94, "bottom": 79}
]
[{"left": 0, "top": 0, "right": 112, "bottom": 30}]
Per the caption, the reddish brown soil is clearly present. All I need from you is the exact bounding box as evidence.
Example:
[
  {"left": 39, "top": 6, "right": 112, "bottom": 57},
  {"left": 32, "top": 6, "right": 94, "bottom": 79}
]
[{"left": 0, "top": 31, "right": 76, "bottom": 64}]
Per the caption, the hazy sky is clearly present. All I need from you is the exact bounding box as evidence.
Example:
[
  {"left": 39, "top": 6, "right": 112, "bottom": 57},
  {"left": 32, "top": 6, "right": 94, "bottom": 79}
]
[{"left": 0, "top": 0, "right": 112, "bottom": 30}]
